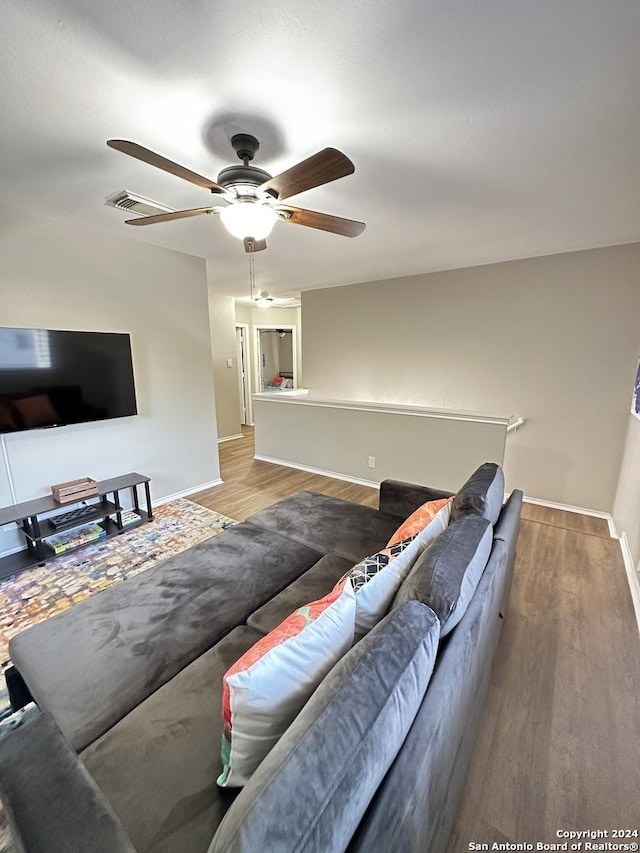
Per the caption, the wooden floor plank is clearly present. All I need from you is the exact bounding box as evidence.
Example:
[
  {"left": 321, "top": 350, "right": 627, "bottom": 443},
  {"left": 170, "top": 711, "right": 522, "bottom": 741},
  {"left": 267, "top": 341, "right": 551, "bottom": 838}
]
[{"left": 192, "top": 427, "right": 640, "bottom": 846}]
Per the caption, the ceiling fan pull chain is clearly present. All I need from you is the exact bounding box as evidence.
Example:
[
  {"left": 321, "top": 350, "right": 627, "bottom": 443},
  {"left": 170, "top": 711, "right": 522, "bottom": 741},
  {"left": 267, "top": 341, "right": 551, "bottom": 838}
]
[{"left": 249, "top": 251, "right": 256, "bottom": 301}]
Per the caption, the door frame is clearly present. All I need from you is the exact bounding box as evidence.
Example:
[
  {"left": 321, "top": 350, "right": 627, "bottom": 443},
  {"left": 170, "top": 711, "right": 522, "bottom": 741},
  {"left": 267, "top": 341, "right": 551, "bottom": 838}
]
[
  {"left": 254, "top": 324, "right": 297, "bottom": 392},
  {"left": 235, "top": 323, "right": 252, "bottom": 425}
]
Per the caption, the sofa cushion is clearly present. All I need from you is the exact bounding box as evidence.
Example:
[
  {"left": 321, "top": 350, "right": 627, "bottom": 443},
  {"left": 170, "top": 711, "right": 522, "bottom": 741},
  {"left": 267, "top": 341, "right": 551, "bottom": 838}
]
[
  {"left": 246, "top": 490, "right": 400, "bottom": 563},
  {"left": 81, "top": 625, "right": 264, "bottom": 853},
  {"left": 386, "top": 496, "right": 452, "bottom": 546},
  {"left": 10, "top": 522, "right": 322, "bottom": 752},
  {"left": 378, "top": 479, "right": 455, "bottom": 520},
  {"left": 247, "top": 553, "right": 353, "bottom": 635},
  {"left": 450, "top": 462, "right": 504, "bottom": 524},
  {"left": 218, "top": 582, "right": 356, "bottom": 788},
  {"left": 393, "top": 515, "right": 493, "bottom": 636},
  {"left": 0, "top": 713, "right": 137, "bottom": 853},
  {"left": 208, "top": 601, "right": 440, "bottom": 853}
]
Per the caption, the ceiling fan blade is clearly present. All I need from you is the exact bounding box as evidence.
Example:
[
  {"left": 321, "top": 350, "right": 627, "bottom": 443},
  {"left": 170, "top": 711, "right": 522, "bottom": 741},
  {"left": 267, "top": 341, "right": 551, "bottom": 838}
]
[
  {"left": 124, "top": 207, "right": 221, "bottom": 226},
  {"left": 244, "top": 237, "right": 267, "bottom": 253},
  {"left": 277, "top": 205, "right": 366, "bottom": 238},
  {"left": 107, "top": 140, "right": 226, "bottom": 194},
  {"left": 260, "top": 148, "right": 355, "bottom": 201}
]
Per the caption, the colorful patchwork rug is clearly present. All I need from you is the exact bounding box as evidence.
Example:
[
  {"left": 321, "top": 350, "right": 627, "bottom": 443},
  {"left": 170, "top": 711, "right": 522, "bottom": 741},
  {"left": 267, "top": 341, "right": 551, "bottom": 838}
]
[
  {"left": 0, "top": 498, "right": 236, "bottom": 852},
  {"left": 0, "top": 498, "right": 237, "bottom": 718}
]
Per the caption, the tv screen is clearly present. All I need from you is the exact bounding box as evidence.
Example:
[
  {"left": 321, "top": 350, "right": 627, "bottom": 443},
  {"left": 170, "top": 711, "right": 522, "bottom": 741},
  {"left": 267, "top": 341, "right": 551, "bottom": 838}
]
[{"left": 0, "top": 328, "right": 137, "bottom": 434}]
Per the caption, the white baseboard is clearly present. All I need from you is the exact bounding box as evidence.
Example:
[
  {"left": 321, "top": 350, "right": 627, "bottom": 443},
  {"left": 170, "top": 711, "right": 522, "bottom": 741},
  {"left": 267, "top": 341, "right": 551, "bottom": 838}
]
[
  {"left": 253, "top": 455, "right": 379, "bottom": 490},
  {"left": 217, "top": 434, "right": 244, "bottom": 444},
  {"left": 522, "top": 494, "right": 611, "bottom": 519},
  {"left": 153, "top": 478, "right": 223, "bottom": 507},
  {"left": 618, "top": 532, "right": 640, "bottom": 636},
  {"left": 522, "top": 495, "right": 617, "bottom": 537}
]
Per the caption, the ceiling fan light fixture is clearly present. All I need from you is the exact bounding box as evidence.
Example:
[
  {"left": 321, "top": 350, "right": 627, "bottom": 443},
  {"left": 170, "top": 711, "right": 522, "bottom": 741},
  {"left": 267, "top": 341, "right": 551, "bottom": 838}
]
[
  {"left": 219, "top": 201, "right": 277, "bottom": 241},
  {"left": 254, "top": 296, "right": 273, "bottom": 308}
]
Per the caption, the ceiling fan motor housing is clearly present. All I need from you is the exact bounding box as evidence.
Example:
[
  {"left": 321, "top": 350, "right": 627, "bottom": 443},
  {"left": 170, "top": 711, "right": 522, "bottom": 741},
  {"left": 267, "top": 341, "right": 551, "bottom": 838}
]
[
  {"left": 220, "top": 134, "right": 274, "bottom": 197},
  {"left": 216, "top": 164, "right": 272, "bottom": 191}
]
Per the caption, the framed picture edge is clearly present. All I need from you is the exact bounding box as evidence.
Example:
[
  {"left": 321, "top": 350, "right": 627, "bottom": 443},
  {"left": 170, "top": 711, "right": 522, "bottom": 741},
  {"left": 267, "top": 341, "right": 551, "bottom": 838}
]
[{"left": 632, "top": 358, "right": 640, "bottom": 421}]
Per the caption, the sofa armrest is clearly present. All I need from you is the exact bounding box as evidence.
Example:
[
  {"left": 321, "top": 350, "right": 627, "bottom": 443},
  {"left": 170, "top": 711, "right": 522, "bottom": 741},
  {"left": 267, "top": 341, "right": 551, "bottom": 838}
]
[
  {"left": 379, "top": 479, "right": 455, "bottom": 519},
  {"left": 0, "top": 713, "right": 137, "bottom": 853}
]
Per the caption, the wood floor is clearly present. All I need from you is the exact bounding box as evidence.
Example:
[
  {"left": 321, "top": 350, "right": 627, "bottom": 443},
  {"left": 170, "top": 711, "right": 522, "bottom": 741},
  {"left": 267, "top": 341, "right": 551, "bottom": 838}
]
[
  {"left": 192, "top": 428, "right": 640, "bottom": 848},
  {"left": 193, "top": 426, "right": 379, "bottom": 521}
]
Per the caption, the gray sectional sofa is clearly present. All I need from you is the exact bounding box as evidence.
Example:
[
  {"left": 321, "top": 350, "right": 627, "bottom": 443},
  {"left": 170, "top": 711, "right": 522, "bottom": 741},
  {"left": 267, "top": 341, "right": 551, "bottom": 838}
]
[{"left": 0, "top": 465, "right": 522, "bottom": 853}]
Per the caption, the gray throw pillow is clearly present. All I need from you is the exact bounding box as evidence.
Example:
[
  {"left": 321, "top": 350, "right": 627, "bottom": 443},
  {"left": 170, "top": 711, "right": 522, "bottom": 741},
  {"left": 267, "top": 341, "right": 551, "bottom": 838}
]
[
  {"left": 392, "top": 515, "right": 493, "bottom": 636},
  {"left": 208, "top": 601, "right": 440, "bottom": 853},
  {"left": 450, "top": 462, "right": 504, "bottom": 524}
]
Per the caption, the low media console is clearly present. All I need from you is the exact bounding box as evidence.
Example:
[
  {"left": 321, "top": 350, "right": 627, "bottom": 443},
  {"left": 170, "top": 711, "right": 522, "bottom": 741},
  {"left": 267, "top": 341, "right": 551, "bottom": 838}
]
[{"left": 0, "top": 473, "right": 152, "bottom": 581}]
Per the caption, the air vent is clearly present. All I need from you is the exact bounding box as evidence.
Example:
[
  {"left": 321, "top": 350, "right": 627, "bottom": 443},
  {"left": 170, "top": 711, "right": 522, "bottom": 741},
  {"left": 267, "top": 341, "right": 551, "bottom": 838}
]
[{"left": 105, "top": 190, "right": 175, "bottom": 217}]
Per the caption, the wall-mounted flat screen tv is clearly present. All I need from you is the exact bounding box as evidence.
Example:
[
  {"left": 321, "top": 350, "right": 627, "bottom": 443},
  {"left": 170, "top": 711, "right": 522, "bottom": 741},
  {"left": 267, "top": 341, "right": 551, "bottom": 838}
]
[{"left": 0, "top": 328, "right": 137, "bottom": 435}]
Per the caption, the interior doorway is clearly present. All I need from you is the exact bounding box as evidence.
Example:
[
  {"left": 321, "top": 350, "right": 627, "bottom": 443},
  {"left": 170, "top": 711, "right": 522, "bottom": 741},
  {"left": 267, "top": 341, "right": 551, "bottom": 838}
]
[
  {"left": 254, "top": 325, "right": 297, "bottom": 391},
  {"left": 235, "top": 324, "right": 251, "bottom": 425}
]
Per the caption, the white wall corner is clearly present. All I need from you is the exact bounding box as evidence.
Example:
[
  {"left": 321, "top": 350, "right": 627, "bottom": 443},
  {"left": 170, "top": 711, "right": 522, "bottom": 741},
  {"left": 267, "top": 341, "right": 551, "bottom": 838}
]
[{"left": 217, "top": 434, "right": 244, "bottom": 444}]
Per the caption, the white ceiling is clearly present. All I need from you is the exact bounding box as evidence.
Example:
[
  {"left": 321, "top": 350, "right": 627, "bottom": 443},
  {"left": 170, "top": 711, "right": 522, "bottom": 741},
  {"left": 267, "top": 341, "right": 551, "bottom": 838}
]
[{"left": 2, "top": 1, "right": 639, "bottom": 299}]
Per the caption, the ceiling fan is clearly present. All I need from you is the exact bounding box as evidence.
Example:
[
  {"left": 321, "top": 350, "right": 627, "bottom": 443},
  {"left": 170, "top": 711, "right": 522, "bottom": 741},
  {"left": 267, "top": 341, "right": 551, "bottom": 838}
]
[{"left": 106, "top": 134, "right": 366, "bottom": 253}]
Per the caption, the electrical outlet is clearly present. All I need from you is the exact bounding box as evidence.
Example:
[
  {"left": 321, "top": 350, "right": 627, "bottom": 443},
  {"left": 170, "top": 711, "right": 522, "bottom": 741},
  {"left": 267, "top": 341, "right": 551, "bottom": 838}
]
[
  {"left": 368, "top": 456, "right": 376, "bottom": 468},
  {"left": 226, "top": 358, "right": 233, "bottom": 368}
]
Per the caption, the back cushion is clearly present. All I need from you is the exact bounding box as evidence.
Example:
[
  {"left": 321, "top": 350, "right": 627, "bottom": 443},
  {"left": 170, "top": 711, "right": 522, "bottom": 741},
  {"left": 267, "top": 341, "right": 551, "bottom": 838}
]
[
  {"left": 208, "top": 601, "right": 440, "bottom": 853},
  {"left": 450, "top": 462, "right": 504, "bottom": 524},
  {"left": 393, "top": 515, "right": 492, "bottom": 636}
]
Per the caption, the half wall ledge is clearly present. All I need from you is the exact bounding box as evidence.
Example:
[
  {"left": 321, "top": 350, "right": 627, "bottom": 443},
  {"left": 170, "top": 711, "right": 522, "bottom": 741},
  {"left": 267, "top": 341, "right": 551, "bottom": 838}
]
[{"left": 252, "top": 392, "right": 515, "bottom": 493}]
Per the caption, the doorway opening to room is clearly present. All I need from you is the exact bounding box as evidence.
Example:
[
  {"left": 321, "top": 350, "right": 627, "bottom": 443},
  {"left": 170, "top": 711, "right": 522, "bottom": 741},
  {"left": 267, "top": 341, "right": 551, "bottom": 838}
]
[{"left": 254, "top": 325, "right": 297, "bottom": 392}]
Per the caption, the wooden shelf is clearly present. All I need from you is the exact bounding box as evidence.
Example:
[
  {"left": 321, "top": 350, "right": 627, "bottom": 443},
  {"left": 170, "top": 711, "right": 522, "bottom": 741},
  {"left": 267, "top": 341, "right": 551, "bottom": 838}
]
[
  {"left": 0, "top": 474, "right": 152, "bottom": 580},
  {"left": 21, "top": 501, "right": 120, "bottom": 541}
]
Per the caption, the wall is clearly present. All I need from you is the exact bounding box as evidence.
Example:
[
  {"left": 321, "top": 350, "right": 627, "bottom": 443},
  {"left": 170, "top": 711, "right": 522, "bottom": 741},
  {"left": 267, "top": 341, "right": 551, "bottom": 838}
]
[
  {"left": 613, "top": 412, "right": 640, "bottom": 565},
  {"left": 0, "top": 205, "right": 220, "bottom": 555},
  {"left": 278, "top": 332, "right": 294, "bottom": 374},
  {"left": 302, "top": 243, "right": 640, "bottom": 511},
  {"left": 253, "top": 396, "right": 508, "bottom": 491},
  {"left": 207, "top": 283, "right": 242, "bottom": 440},
  {"left": 260, "top": 331, "right": 281, "bottom": 388}
]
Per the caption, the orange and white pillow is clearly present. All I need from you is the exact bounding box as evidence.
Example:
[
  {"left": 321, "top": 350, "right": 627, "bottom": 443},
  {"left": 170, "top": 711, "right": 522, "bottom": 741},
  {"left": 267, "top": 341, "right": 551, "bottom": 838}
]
[
  {"left": 218, "top": 581, "right": 355, "bottom": 788},
  {"left": 386, "top": 496, "right": 453, "bottom": 547}
]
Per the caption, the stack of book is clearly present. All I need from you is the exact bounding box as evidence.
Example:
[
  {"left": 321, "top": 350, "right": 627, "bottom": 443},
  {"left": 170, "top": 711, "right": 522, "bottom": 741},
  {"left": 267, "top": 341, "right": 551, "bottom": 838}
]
[
  {"left": 45, "top": 522, "right": 107, "bottom": 555},
  {"left": 112, "top": 510, "right": 141, "bottom": 528}
]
